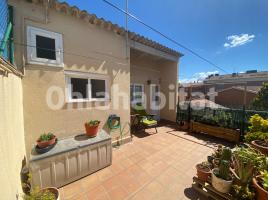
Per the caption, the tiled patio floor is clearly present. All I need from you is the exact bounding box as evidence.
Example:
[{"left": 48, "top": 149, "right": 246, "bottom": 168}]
[{"left": 60, "top": 124, "right": 217, "bottom": 200}]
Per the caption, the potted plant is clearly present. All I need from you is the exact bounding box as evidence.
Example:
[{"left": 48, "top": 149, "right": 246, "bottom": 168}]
[
  {"left": 85, "top": 120, "right": 100, "bottom": 137},
  {"left": 22, "top": 173, "right": 60, "bottom": 200},
  {"left": 212, "top": 160, "right": 233, "bottom": 193},
  {"left": 212, "top": 148, "right": 233, "bottom": 193},
  {"left": 253, "top": 170, "right": 268, "bottom": 200},
  {"left": 251, "top": 140, "right": 268, "bottom": 155},
  {"left": 37, "top": 133, "right": 56, "bottom": 149},
  {"left": 196, "top": 162, "right": 211, "bottom": 182},
  {"left": 245, "top": 115, "right": 268, "bottom": 155},
  {"left": 23, "top": 187, "right": 60, "bottom": 200}
]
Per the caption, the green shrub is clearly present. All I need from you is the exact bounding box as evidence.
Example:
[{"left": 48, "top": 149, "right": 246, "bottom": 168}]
[
  {"left": 244, "top": 132, "right": 268, "bottom": 143},
  {"left": 249, "top": 114, "right": 268, "bottom": 133}
]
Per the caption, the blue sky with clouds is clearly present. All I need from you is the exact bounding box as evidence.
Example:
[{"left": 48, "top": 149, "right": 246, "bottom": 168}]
[{"left": 61, "top": 0, "right": 268, "bottom": 83}]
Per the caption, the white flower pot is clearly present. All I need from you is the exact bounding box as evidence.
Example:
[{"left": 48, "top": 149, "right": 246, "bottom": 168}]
[{"left": 211, "top": 168, "right": 233, "bottom": 194}]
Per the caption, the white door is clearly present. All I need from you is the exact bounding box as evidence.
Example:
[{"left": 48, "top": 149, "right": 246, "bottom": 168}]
[{"left": 150, "top": 84, "right": 160, "bottom": 120}]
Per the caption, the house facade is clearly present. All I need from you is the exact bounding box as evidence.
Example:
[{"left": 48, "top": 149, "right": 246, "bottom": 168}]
[{"left": 8, "top": 0, "right": 182, "bottom": 157}]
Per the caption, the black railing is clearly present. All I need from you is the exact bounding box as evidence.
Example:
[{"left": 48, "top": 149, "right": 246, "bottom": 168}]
[{"left": 176, "top": 102, "right": 268, "bottom": 138}]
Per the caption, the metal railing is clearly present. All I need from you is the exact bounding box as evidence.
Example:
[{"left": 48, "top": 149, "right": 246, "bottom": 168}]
[
  {"left": 176, "top": 102, "right": 268, "bottom": 138},
  {"left": 0, "top": 0, "right": 14, "bottom": 64}
]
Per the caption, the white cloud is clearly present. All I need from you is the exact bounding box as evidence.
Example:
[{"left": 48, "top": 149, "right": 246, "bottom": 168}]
[
  {"left": 224, "top": 34, "right": 255, "bottom": 48},
  {"left": 179, "top": 71, "right": 219, "bottom": 83}
]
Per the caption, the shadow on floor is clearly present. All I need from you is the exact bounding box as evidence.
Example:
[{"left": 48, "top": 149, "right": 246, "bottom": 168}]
[
  {"left": 160, "top": 121, "right": 235, "bottom": 148},
  {"left": 184, "top": 187, "right": 207, "bottom": 200},
  {"left": 131, "top": 129, "right": 157, "bottom": 138}
]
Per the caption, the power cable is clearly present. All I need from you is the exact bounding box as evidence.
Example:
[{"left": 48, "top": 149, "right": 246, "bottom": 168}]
[{"left": 102, "top": 0, "right": 230, "bottom": 74}]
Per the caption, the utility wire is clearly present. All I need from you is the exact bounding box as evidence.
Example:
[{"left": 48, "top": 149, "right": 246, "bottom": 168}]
[
  {"left": 102, "top": 0, "right": 230, "bottom": 74},
  {"left": 0, "top": 40, "right": 129, "bottom": 66}
]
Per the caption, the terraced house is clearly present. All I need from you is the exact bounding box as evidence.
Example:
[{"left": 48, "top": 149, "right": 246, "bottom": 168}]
[{"left": 1, "top": 0, "right": 182, "bottom": 198}]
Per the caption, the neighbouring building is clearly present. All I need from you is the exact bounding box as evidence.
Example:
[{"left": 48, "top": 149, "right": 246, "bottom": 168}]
[
  {"left": 204, "top": 70, "right": 268, "bottom": 92},
  {"left": 179, "top": 70, "right": 267, "bottom": 108},
  {"left": 214, "top": 87, "right": 257, "bottom": 108}
]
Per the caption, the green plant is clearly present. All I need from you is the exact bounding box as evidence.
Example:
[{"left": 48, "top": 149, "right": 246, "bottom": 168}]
[
  {"left": 248, "top": 114, "right": 268, "bottom": 133},
  {"left": 23, "top": 187, "right": 56, "bottom": 200},
  {"left": 233, "top": 146, "right": 267, "bottom": 172},
  {"left": 231, "top": 151, "right": 254, "bottom": 185},
  {"left": 217, "top": 160, "right": 231, "bottom": 180},
  {"left": 245, "top": 131, "right": 268, "bottom": 143},
  {"left": 86, "top": 120, "right": 100, "bottom": 126},
  {"left": 232, "top": 184, "right": 255, "bottom": 200},
  {"left": 38, "top": 133, "right": 54, "bottom": 142},
  {"left": 260, "top": 170, "right": 268, "bottom": 191},
  {"left": 221, "top": 147, "right": 232, "bottom": 162}
]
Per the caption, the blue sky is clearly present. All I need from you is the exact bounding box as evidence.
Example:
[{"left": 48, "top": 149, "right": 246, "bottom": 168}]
[{"left": 61, "top": 0, "right": 268, "bottom": 83}]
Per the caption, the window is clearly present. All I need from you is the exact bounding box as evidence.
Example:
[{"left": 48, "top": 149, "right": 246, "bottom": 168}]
[
  {"left": 27, "top": 26, "right": 63, "bottom": 67},
  {"left": 130, "top": 84, "right": 144, "bottom": 105},
  {"left": 36, "top": 35, "right": 56, "bottom": 60},
  {"left": 71, "top": 78, "right": 88, "bottom": 99},
  {"left": 65, "top": 72, "right": 109, "bottom": 102},
  {"left": 91, "top": 79, "right": 106, "bottom": 98}
]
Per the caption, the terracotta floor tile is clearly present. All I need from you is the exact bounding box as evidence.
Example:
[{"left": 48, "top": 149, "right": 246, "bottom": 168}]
[
  {"left": 120, "top": 158, "right": 135, "bottom": 169},
  {"left": 102, "top": 175, "right": 122, "bottom": 191},
  {"left": 61, "top": 124, "right": 216, "bottom": 200},
  {"left": 129, "top": 188, "right": 155, "bottom": 200},
  {"left": 106, "top": 185, "right": 129, "bottom": 200},
  {"left": 86, "top": 185, "right": 108, "bottom": 200},
  {"left": 109, "top": 162, "right": 125, "bottom": 174},
  {"left": 62, "top": 181, "right": 83, "bottom": 199},
  {"left": 96, "top": 167, "right": 114, "bottom": 182},
  {"left": 68, "top": 193, "right": 88, "bottom": 200},
  {"left": 80, "top": 174, "right": 101, "bottom": 191}
]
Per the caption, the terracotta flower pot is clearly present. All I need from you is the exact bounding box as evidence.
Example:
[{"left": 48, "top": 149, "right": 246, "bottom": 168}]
[
  {"left": 41, "top": 187, "right": 60, "bottom": 200},
  {"left": 253, "top": 176, "right": 268, "bottom": 200},
  {"left": 37, "top": 136, "right": 56, "bottom": 148},
  {"left": 85, "top": 123, "right": 99, "bottom": 137},
  {"left": 196, "top": 164, "right": 211, "bottom": 182},
  {"left": 251, "top": 141, "right": 268, "bottom": 155},
  {"left": 211, "top": 168, "right": 233, "bottom": 194}
]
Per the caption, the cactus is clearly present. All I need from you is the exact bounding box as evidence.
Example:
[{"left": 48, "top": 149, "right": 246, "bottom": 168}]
[
  {"left": 221, "top": 147, "right": 232, "bottom": 162},
  {"left": 218, "top": 160, "right": 230, "bottom": 180}
]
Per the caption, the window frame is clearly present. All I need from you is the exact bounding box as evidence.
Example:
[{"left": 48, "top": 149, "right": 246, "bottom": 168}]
[
  {"left": 130, "top": 83, "right": 145, "bottom": 105},
  {"left": 65, "top": 71, "right": 109, "bottom": 103},
  {"left": 27, "top": 26, "right": 64, "bottom": 67}
]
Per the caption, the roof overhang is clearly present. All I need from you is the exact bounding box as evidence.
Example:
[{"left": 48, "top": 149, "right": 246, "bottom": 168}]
[
  {"left": 22, "top": 0, "right": 183, "bottom": 58},
  {"left": 129, "top": 40, "right": 180, "bottom": 62}
]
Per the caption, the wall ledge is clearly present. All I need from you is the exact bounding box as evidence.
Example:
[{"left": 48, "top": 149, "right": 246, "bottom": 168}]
[{"left": 0, "top": 57, "right": 23, "bottom": 78}]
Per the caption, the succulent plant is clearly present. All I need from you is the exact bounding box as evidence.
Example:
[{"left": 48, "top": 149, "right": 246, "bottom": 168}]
[
  {"left": 86, "top": 120, "right": 100, "bottom": 126},
  {"left": 218, "top": 160, "right": 231, "bottom": 181},
  {"left": 38, "top": 133, "right": 54, "bottom": 142},
  {"left": 221, "top": 147, "right": 232, "bottom": 162}
]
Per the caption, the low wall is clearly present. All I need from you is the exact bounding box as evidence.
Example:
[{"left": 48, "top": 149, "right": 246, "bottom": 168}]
[{"left": 0, "top": 58, "right": 26, "bottom": 199}]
